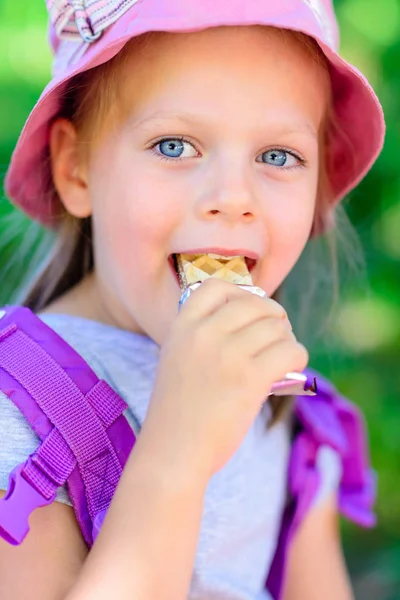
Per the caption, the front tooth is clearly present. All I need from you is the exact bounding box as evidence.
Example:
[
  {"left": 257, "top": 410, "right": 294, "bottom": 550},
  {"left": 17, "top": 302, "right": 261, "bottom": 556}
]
[{"left": 207, "top": 253, "right": 241, "bottom": 260}]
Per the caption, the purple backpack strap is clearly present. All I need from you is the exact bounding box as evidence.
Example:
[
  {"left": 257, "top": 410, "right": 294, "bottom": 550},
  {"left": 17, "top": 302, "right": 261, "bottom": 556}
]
[
  {"left": 266, "top": 368, "right": 376, "bottom": 600},
  {"left": 0, "top": 306, "right": 136, "bottom": 547}
]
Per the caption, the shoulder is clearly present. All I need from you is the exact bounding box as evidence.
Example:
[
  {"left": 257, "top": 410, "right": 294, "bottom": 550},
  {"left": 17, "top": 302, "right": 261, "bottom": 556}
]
[
  {"left": 0, "top": 309, "right": 111, "bottom": 504},
  {"left": 0, "top": 389, "right": 39, "bottom": 466},
  {"left": 38, "top": 313, "right": 157, "bottom": 430},
  {"left": 38, "top": 313, "right": 116, "bottom": 373},
  {"left": 0, "top": 390, "right": 71, "bottom": 505}
]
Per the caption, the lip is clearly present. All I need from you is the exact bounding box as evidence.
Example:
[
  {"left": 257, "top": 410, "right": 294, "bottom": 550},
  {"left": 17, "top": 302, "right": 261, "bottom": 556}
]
[{"left": 176, "top": 247, "right": 260, "bottom": 260}]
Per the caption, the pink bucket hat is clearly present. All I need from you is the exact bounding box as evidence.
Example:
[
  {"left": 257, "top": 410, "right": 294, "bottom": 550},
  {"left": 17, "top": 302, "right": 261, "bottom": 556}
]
[{"left": 5, "top": 0, "right": 385, "bottom": 228}]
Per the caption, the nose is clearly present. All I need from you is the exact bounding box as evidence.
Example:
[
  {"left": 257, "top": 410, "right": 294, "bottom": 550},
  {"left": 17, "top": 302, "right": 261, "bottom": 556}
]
[{"left": 196, "top": 160, "right": 258, "bottom": 224}]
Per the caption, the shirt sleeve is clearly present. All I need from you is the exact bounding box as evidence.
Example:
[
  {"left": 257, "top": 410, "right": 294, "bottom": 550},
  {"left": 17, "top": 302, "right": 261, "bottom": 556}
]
[
  {"left": 312, "top": 444, "right": 343, "bottom": 507},
  {"left": 0, "top": 390, "right": 71, "bottom": 506}
]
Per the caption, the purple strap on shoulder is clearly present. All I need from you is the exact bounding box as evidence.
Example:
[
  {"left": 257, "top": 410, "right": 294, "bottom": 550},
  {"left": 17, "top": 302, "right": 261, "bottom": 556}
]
[
  {"left": 0, "top": 306, "right": 136, "bottom": 546},
  {"left": 266, "top": 368, "right": 376, "bottom": 600},
  {"left": 0, "top": 306, "right": 376, "bottom": 591}
]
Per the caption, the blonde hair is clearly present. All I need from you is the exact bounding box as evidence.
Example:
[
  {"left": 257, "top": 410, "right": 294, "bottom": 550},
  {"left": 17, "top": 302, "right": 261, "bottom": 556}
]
[{"left": 19, "top": 30, "right": 349, "bottom": 424}]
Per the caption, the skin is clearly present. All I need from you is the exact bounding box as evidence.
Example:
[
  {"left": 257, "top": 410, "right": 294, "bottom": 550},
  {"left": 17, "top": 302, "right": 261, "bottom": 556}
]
[
  {"left": 46, "top": 26, "right": 325, "bottom": 344},
  {"left": 0, "top": 27, "right": 353, "bottom": 600}
]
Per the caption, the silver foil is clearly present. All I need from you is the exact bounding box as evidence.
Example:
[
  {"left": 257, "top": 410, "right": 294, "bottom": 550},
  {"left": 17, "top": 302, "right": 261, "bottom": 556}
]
[{"left": 178, "top": 282, "right": 317, "bottom": 397}]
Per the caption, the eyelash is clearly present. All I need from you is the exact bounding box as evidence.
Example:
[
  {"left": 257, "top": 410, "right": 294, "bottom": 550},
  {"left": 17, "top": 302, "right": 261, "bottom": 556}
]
[{"left": 148, "top": 136, "right": 306, "bottom": 169}]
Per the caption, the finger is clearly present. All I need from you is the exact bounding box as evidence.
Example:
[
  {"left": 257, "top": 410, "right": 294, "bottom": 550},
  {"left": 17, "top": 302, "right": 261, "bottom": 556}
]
[
  {"left": 179, "top": 278, "right": 288, "bottom": 325},
  {"left": 178, "top": 278, "right": 254, "bottom": 322},
  {"left": 229, "top": 316, "right": 296, "bottom": 358},
  {"left": 252, "top": 340, "right": 309, "bottom": 386},
  {"left": 206, "top": 293, "right": 291, "bottom": 335}
]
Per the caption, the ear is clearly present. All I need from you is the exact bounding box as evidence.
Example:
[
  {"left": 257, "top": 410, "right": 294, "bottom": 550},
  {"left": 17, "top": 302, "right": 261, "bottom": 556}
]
[{"left": 49, "top": 118, "right": 92, "bottom": 218}]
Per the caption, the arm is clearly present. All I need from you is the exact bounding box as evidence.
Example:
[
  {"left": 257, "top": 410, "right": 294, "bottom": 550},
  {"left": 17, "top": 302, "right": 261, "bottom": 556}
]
[
  {"left": 0, "top": 391, "right": 88, "bottom": 599},
  {"left": 67, "top": 280, "right": 305, "bottom": 600},
  {"left": 0, "top": 438, "right": 206, "bottom": 600},
  {"left": 0, "top": 280, "right": 306, "bottom": 599},
  {"left": 0, "top": 491, "right": 88, "bottom": 600},
  {"left": 0, "top": 409, "right": 207, "bottom": 600},
  {"left": 283, "top": 493, "right": 354, "bottom": 600},
  {"left": 66, "top": 424, "right": 207, "bottom": 600}
]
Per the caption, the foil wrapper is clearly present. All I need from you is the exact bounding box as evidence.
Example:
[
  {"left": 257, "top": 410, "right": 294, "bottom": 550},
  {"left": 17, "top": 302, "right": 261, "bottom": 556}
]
[{"left": 178, "top": 281, "right": 317, "bottom": 397}]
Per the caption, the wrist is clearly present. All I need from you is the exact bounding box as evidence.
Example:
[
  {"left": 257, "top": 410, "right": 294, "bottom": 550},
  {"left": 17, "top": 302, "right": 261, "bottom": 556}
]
[{"left": 130, "top": 417, "right": 210, "bottom": 495}]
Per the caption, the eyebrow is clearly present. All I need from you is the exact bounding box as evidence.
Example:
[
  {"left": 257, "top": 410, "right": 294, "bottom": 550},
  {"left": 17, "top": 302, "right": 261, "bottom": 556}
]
[
  {"left": 132, "top": 111, "right": 206, "bottom": 129},
  {"left": 132, "top": 110, "right": 318, "bottom": 139}
]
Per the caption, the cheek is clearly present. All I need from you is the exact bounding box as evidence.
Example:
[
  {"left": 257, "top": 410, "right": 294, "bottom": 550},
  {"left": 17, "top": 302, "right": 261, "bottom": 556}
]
[
  {"left": 269, "top": 175, "right": 317, "bottom": 237},
  {"left": 261, "top": 184, "right": 317, "bottom": 293},
  {"left": 277, "top": 195, "right": 315, "bottom": 240},
  {"left": 88, "top": 147, "right": 185, "bottom": 278}
]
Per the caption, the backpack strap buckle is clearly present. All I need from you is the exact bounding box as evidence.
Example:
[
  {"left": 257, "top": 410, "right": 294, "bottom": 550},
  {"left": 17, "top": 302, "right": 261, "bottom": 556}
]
[{"left": 0, "top": 463, "right": 56, "bottom": 545}]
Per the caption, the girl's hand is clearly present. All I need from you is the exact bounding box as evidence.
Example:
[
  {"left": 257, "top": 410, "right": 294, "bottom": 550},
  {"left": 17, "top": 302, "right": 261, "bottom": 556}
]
[{"left": 141, "top": 278, "right": 308, "bottom": 481}]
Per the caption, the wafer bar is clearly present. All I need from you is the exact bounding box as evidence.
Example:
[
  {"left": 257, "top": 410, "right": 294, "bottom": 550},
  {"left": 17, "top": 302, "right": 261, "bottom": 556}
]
[
  {"left": 175, "top": 253, "right": 252, "bottom": 289},
  {"left": 175, "top": 252, "right": 317, "bottom": 396}
]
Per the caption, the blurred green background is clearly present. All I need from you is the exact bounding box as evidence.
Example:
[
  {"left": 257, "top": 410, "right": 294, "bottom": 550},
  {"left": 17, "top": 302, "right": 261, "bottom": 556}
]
[{"left": 0, "top": 1, "right": 399, "bottom": 598}]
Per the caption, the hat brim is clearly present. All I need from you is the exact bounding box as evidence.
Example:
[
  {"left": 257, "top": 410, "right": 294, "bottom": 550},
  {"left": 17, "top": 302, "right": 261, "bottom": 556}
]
[{"left": 4, "top": 0, "right": 385, "bottom": 227}]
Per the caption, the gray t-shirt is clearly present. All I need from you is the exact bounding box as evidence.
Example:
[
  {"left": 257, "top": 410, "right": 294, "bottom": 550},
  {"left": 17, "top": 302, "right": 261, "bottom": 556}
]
[{"left": 0, "top": 314, "right": 341, "bottom": 599}]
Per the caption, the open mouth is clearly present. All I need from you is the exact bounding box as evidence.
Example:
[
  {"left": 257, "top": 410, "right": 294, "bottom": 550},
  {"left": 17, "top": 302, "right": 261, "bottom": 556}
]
[
  {"left": 169, "top": 255, "right": 184, "bottom": 288},
  {"left": 169, "top": 253, "right": 257, "bottom": 289},
  {"left": 244, "top": 257, "right": 257, "bottom": 272}
]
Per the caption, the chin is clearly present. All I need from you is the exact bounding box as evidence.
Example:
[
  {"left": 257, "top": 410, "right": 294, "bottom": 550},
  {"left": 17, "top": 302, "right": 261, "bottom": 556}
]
[{"left": 136, "top": 306, "right": 176, "bottom": 346}]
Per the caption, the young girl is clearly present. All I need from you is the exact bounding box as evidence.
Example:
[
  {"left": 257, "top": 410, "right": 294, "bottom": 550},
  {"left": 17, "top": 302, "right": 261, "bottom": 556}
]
[{"left": 0, "top": 1, "right": 384, "bottom": 599}]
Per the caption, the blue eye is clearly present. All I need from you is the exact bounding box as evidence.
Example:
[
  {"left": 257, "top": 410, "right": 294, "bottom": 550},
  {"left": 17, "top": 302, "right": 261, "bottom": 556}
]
[
  {"left": 257, "top": 149, "right": 300, "bottom": 168},
  {"left": 262, "top": 150, "right": 286, "bottom": 166},
  {"left": 159, "top": 139, "right": 185, "bottom": 158},
  {"left": 154, "top": 138, "right": 198, "bottom": 160}
]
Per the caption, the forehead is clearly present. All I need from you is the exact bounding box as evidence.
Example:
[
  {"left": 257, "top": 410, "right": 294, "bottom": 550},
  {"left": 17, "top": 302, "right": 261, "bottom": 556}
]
[
  {"left": 115, "top": 27, "right": 329, "bottom": 129},
  {"left": 78, "top": 26, "right": 327, "bottom": 149},
  {"left": 126, "top": 25, "right": 320, "bottom": 69}
]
